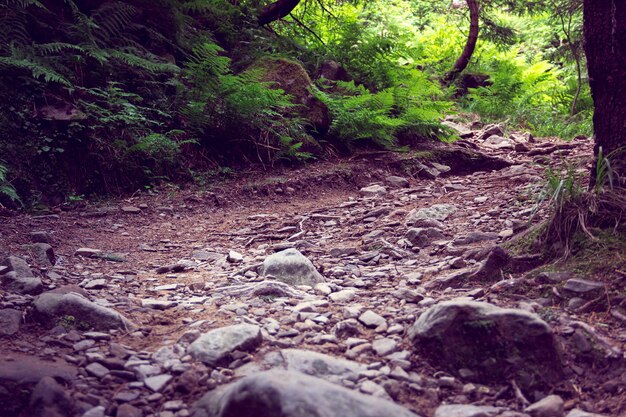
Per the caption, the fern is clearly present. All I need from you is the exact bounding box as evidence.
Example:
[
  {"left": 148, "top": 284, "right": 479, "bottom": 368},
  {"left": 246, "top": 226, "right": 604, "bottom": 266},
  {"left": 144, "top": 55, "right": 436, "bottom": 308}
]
[
  {"left": 91, "top": 1, "right": 138, "bottom": 47},
  {"left": 108, "top": 49, "right": 180, "bottom": 73},
  {"left": 0, "top": 54, "right": 72, "bottom": 86},
  {"left": 318, "top": 70, "right": 450, "bottom": 148},
  {"left": 0, "top": 162, "right": 21, "bottom": 206}
]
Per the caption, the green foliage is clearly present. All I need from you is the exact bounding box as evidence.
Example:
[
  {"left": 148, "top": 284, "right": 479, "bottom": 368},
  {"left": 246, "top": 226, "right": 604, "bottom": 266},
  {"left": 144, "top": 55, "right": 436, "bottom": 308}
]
[
  {"left": 0, "top": 0, "right": 602, "bottom": 206},
  {"left": 462, "top": 50, "right": 592, "bottom": 138},
  {"left": 318, "top": 70, "right": 450, "bottom": 148},
  {"left": 539, "top": 164, "right": 586, "bottom": 213},
  {"left": 0, "top": 162, "right": 21, "bottom": 206},
  {"left": 182, "top": 42, "right": 314, "bottom": 163}
]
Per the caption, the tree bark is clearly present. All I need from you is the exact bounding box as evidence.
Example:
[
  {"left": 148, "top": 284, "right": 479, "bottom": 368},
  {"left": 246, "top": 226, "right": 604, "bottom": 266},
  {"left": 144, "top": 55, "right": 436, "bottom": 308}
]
[
  {"left": 258, "top": 0, "right": 302, "bottom": 26},
  {"left": 444, "top": 0, "right": 480, "bottom": 85},
  {"left": 583, "top": 0, "right": 626, "bottom": 187}
]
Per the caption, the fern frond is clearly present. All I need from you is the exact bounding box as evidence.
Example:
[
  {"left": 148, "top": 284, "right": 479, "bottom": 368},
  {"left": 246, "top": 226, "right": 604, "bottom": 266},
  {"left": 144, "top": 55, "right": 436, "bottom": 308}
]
[
  {"left": 0, "top": 56, "right": 72, "bottom": 86},
  {"left": 108, "top": 49, "right": 180, "bottom": 73},
  {"left": 91, "top": 1, "right": 138, "bottom": 47},
  {"left": 35, "top": 42, "right": 85, "bottom": 55}
]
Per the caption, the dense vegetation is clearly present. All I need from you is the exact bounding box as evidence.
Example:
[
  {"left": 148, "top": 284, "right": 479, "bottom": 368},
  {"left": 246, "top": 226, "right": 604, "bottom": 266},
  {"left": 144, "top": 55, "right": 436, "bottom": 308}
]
[{"left": 0, "top": 0, "right": 593, "bottom": 207}]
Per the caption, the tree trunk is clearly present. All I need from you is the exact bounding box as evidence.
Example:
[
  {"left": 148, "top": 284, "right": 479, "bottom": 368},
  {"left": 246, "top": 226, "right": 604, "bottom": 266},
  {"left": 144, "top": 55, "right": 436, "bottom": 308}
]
[
  {"left": 583, "top": 0, "right": 626, "bottom": 187},
  {"left": 258, "top": 0, "right": 302, "bottom": 26},
  {"left": 444, "top": 0, "right": 480, "bottom": 85}
]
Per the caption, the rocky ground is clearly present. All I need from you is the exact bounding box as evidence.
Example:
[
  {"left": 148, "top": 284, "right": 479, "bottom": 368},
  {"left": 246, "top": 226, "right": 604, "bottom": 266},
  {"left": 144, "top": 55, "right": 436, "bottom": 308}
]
[{"left": 1, "top": 121, "right": 625, "bottom": 417}]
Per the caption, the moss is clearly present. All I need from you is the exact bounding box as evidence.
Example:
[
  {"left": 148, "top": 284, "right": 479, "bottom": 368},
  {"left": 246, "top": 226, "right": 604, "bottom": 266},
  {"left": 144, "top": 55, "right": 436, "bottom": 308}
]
[
  {"left": 247, "top": 57, "right": 329, "bottom": 134},
  {"left": 503, "top": 222, "right": 546, "bottom": 257}
]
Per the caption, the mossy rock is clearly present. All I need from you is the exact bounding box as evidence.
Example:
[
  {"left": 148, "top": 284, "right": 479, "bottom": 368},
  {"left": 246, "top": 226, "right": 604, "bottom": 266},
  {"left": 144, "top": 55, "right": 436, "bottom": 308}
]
[
  {"left": 408, "top": 300, "right": 563, "bottom": 393},
  {"left": 250, "top": 57, "right": 330, "bottom": 135}
]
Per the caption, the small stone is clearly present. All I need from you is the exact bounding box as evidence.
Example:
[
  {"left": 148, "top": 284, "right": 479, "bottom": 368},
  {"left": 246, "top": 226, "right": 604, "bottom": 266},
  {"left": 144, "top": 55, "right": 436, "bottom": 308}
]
[
  {"left": 358, "top": 310, "right": 386, "bottom": 328},
  {"left": 85, "top": 362, "right": 110, "bottom": 378},
  {"left": 74, "top": 248, "right": 103, "bottom": 258},
  {"left": 116, "top": 404, "right": 143, "bottom": 417},
  {"left": 385, "top": 176, "right": 409, "bottom": 188},
  {"left": 187, "top": 324, "right": 262, "bottom": 366},
  {"left": 329, "top": 290, "right": 356, "bottom": 303},
  {"left": 314, "top": 283, "right": 332, "bottom": 296},
  {"left": 141, "top": 299, "right": 177, "bottom": 310},
  {"left": 392, "top": 288, "right": 424, "bottom": 303},
  {"left": 84, "top": 279, "right": 107, "bottom": 290},
  {"left": 359, "top": 185, "right": 387, "bottom": 197},
  {"left": 525, "top": 394, "right": 564, "bottom": 417},
  {"left": 498, "top": 229, "right": 514, "bottom": 239},
  {"left": 30, "top": 231, "right": 52, "bottom": 244},
  {"left": 144, "top": 374, "right": 172, "bottom": 392},
  {"left": 82, "top": 406, "right": 106, "bottom": 417},
  {"left": 372, "top": 338, "right": 398, "bottom": 356},
  {"left": 121, "top": 206, "right": 141, "bottom": 214},
  {"left": 434, "top": 404, "right": 502, "bottom": 417},
  {"left": 227, "top": 251, "right": 244, "bottom": 263}
]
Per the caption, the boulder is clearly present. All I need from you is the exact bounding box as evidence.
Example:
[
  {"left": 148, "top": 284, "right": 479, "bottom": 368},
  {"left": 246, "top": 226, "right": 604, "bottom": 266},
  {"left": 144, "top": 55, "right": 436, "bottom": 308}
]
[
  {"left": 408, "top": 300, "right": 562, "bottom": 391},
  {"left": 26, "top": 376, "right": 76, "bottom": 417},
  {"left": 251, "top": 57, "right": 330, "bottom": 135},
  {"left": 259, "top": 349, "right": 365, "bottom": 384},
  {"left": 2, "top": 256, "right": 33, "bottom": 277},
  {"left": 33, "top": 291, "right": 134, "bottom": 331},
  {"left": 2, "top": 272, "right": 43, "bottom": 295},
  {"left": 191, "top": 370, "right": 421, "bottom": 417},
  {"left": 406, "top": 204, "right": 457, "bottom": 225},
  {"left": 0, "top": 356, "right": 76, "bottom": 417},
  {"left": 260, "top": 248, "right": 325, "bottom": 286},
  {"left": 187, "top": 324, "right": 262, "bottom": 366},
  {"left": 23, "top": 243, "right": 56, "bottom": 266}
]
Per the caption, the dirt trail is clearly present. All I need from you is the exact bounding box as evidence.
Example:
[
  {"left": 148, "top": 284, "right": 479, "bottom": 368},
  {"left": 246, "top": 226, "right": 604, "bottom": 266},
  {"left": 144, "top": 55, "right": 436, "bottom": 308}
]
[{"left": 1, "top": 126, "right": 624, "bottom": 417}]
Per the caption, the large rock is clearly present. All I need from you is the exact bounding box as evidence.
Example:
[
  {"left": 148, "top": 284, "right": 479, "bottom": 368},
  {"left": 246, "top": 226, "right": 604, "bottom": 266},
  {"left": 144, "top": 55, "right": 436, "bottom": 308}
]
[
  {"left": 259, "top": 349, "right": 365, "bottom": 384},
  {"left": 33, "top": 291, "right": 134, "bottom": 331},
  {"left": 1, "top": 256, "right": 43, "bottom": 295},
  {"left": 191, "top": 370, "right": 421, "bottom": 417},
  {"left": 260, "top": 248, "right": 325, "bottom": 286},
  {"left": 23, "top": 243, "right": 56, "bottom": 266},
  {"left": 2, "top": 256, "right": 33, "bottom": 277},
  {"left": 0, "top": 356, "right": 76, "bottom": 417},
  {"left": 26, "top": 376, "right": 76, "bottom": 417},
  {"left": 2, "top": 272, "right": 43, "bottom": 295},
  {"left": 252, "top": 57, "right": 330, "bottom": 135},
  {"left": 408, "top": 300, "right": 562, "bottom": 391},
  {"left": 187, "top": 324, "right": 262, "bottom": 367},
  {"left": 406, "top": 204, "right": 457, "bottom": 225},
  {"left": 406, "top": 228, "right": 446, "bottom": 248}
]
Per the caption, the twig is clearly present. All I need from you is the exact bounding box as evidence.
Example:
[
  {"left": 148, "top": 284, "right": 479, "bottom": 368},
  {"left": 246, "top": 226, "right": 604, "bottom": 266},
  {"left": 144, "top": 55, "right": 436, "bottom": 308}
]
[
  {"left": 511, "top": 379, "right": 530, "bottom": 406},
  {"left": 288, "top": 13, "right": 326, "bottom": 45}
]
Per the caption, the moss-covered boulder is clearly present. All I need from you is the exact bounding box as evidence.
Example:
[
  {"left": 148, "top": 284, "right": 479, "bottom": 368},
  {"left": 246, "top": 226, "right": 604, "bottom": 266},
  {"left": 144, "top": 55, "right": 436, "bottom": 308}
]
[
  {"left": 251, "top": 57, "right": 330, "bottom": 135},
  {"left": 408, "top": 300, "right": 562, "bottom": 392}
]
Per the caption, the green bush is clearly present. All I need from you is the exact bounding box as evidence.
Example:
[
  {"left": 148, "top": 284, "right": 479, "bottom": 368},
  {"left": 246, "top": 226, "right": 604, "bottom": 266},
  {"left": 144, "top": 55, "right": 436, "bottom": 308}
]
[{"left": 317, "top": 70, "right": 451, "bottom": 148}]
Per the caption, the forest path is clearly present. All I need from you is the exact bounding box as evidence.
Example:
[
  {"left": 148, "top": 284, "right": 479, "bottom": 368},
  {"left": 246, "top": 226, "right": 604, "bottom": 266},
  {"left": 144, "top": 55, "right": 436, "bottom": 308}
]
[{"left": 1, "top": 125, "right": 624, "bottom": 417}]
